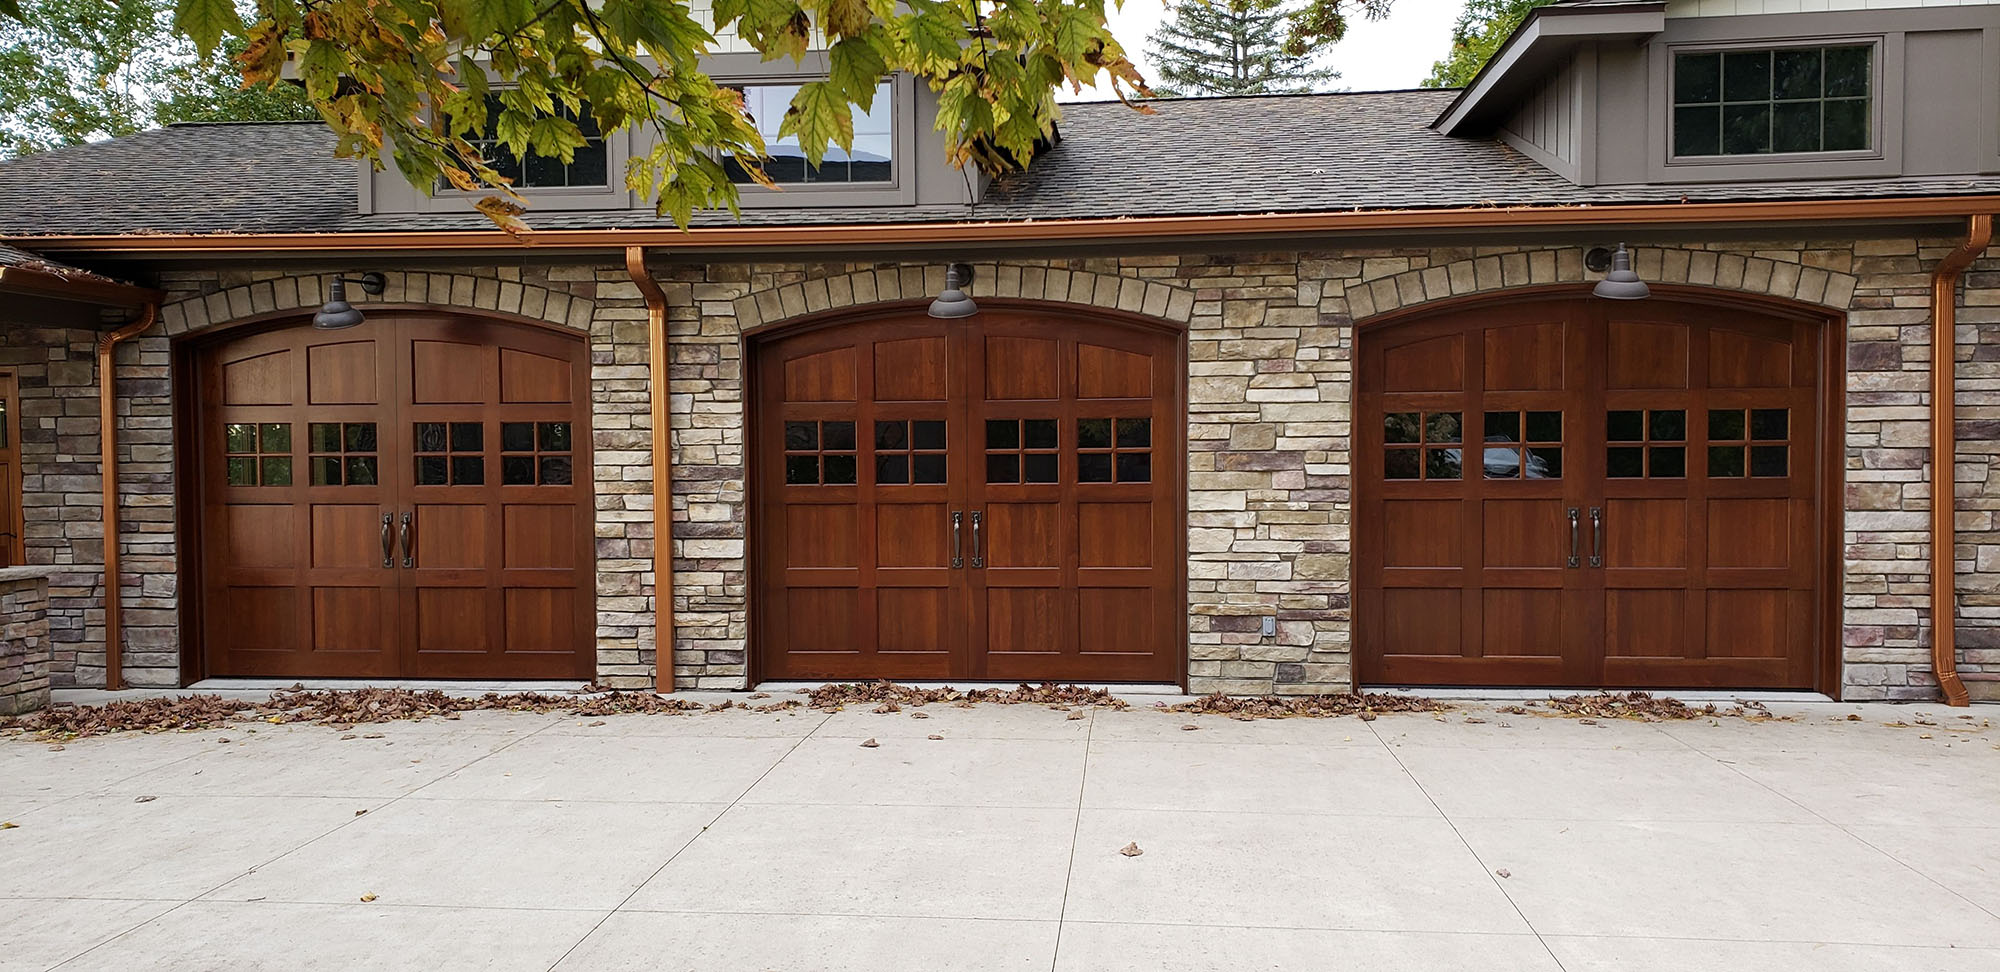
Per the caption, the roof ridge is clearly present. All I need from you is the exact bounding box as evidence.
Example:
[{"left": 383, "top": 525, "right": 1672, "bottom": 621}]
[
  {"left": 1066, "top": 87, "right": 1463, "bottom": 107},
  {"left": 164, "top": 120, "right": 330, "bottom": 127}
]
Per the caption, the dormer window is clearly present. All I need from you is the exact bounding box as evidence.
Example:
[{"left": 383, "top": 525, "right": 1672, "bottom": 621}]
[
  {"left": 466, "top": 96, "right": 609, "bottom": 189},
  {"left": 722, "top": 82, "right": 894, "bottom": 185},
  {"left": 1672, "top": 45, "right": 1872, "bottom": 158}
]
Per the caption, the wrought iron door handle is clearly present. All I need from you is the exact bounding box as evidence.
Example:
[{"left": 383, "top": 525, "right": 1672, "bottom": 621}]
[
  {"left": 1567, "top": 507, "right": 1580, "bottom": 568},
  {"left": 1589, "top": 506, "right": 1603, "bottom": 568},
  {"left": 399, "top": 511, "right": 414, "bottom": 568},
  {"left": 970, "top": 511, "right": 983, "bottom": 569},
  {"left": 381, "top": 513, "right": 394, "bottom": 568},
  {"left": 950, "top": 511, "right": 964, "bottom": 569}
]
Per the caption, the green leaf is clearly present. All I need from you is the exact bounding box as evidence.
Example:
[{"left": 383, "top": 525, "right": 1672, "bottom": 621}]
[
  {"left": 174, "top": 0, "right": 239, "bottom": 56},
  {"left": 0, "top": 0, "right": 22, "bottom": 21},
  {"left": 778, "top": 80, "right": 853, "bottom": 162},
  {"left": 826, "top": 37, "right": 887, "bottom": 106}
]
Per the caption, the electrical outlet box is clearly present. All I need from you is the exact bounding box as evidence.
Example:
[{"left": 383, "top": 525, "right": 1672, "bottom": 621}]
[{"left": 1261, "top": 616, "right": 1277, "bottom": 638}]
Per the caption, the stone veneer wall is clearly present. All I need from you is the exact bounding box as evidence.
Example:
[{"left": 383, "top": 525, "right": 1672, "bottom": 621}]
[
  {"left": 0, "top": 569, "right": 53, "bottom": 715},
  {"left": 30, "top": 236, "right": 1995, "bottom": 699},
  {"left": 671, "top": 238, "right": 1987, "bottom": 698}
]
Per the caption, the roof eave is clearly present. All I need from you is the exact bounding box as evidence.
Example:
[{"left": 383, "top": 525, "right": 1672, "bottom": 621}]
[
  {"left": 10, "top": 194, "right": 2000, "bottom": 256},
  {"left": 0, "top": 264, "right": 165, "bottom": 308},
  {"left": 1433, "top": 2, "right": 1667, "bottom": 137}
]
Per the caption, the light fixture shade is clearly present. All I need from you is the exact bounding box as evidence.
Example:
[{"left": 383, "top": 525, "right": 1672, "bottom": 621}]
[
  {"left": 313, "top": 277, "right": 365, "bottom": 329},
  {"left": 1592, "top": 243, "right": 1651, "bottom": 300},
  {"left": 928, "top": 263, "right": 978, "bottom": 319}
]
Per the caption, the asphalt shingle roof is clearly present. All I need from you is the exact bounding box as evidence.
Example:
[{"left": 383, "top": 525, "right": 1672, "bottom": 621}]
[{"left": 2, "top": 89, "right": 1998, "bottom": 238}]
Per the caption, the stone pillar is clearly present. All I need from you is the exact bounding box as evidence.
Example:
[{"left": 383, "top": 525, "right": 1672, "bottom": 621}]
[{"left": 0, "top": 567, "right": 55, "bottom": 715}]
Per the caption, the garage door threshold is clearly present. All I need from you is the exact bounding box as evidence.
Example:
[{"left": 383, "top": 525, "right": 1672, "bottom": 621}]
[
  {"left": 755, "top": 681, "right": 1189, "bottom": 698},
  {"left": 1363, "top": 685, "right": 1835, "bottom": 703},
  {"left": 187, "top": 678, "right": 597, "bottom": 694}
]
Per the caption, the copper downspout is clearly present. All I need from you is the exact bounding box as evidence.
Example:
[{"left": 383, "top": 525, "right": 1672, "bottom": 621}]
[
  {"left": 97, "top": 302, "right": 157, "bottom": 692},
  {"left": 625, "top": 246, "right": 674, "bottom": 693},
  {"left": 1930, "top": 214, "right": 1993, "bottom": 707}
]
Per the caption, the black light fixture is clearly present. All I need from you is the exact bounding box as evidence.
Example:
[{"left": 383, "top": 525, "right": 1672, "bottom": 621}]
[
  {"left": 927, "top": 263, "right": 978, "bottom": 319},
  {"left": 1587, "top": 243, "right": 1650, "bottom": 301},
  {"left": 313, "top": 272, "right": 387, "bottom": 329}
]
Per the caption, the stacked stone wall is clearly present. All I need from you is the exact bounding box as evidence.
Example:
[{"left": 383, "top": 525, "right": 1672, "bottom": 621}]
[{"left": 24, "top": 236, "right": 1993, "bottom": 700}]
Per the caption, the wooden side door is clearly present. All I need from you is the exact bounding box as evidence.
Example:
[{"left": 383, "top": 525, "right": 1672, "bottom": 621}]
[
  {"left": 1357, "top": 301, "right": 1594, "bottom": 686},
  {"left": 1596, "top": 302, "right": 1820, "bottom": 688},
  {"left": 0, "top": 371, "right": 21, "bottom": 567},
  {"left": 199, "top": 321, "right": 401, "bottom": 677},
  {"left": 754, "top": 317, "right": 963, "bottom": 680},
  {"left": 395, "top": 316, "right": 595, "bottom": 679},
  {"left": 963, "top": 312, "right": 1183, "bottom": 682}
]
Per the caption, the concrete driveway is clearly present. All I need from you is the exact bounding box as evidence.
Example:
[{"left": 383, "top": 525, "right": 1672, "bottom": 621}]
[{"left": 3, "top": 695, "right": 1998, "bottom": 971}]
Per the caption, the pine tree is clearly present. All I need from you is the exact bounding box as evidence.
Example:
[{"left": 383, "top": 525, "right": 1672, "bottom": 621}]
[{"left": 1147, "top": 0, "right": 1340, "bottom": 97}]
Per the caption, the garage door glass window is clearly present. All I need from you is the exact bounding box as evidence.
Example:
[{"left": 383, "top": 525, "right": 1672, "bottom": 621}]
[{"left": 1673, "top": 45, "right": 1871, "bottom": 157}]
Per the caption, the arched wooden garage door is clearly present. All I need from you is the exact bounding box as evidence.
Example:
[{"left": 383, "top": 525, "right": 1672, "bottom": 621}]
[
  {"left": 1356, "top": 293, "right": 1830, "bottom": 690},
  {"left": 192, "top": 313, "right": 594, "bottom": 679},
  {"left": 752, "top": 304, "right": 1184, "bottom": 683}
]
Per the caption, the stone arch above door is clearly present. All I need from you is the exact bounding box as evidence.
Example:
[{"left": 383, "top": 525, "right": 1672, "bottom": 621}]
[
  {"left": 1346, "top": 248, "right": 1861, "bottom": 322},
  {"left": 730, "top": 265, "right": 1199, "bottom": 330},
  {"left": 159, "top": 272, "right": 597, "bottom": 337}
]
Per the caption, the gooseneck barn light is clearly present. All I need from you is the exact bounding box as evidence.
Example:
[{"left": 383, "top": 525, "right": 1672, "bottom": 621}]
[
  {"left": 1588, "top": 243, "right": 1651, "bottom": 301},
  {"left": 927, "top": 263, "right": 978, "bottom": 319},
  {"left": 313, "top": 272, "right": 387, "bottom": 329}
]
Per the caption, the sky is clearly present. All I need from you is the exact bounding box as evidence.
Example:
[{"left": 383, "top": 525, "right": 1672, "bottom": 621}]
[{"left": 1065, "top": 0, "right": 1473, "bottom": 100}]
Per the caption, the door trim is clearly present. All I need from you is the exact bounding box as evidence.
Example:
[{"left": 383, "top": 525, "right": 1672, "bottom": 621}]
[
  {"left": 1353, "top": 284, "right": 1845, "bottom": 696},
  {"left": 743, "top": 298, "right": 1190, "bottom": 688},
  {"left": 174, "top": 308, "right": 598, "bottom": 684}
]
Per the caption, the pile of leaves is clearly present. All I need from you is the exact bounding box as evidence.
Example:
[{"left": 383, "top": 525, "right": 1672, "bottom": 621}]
[
  {"left": 799, "top": 681, "right": 1128, "bottom": 711},
  {"left": 1162, "top": 692, "right": 1449, "bottom": 721},
  {"left": 1509, "top": 691, "right": 1779, "bottom": 722}
]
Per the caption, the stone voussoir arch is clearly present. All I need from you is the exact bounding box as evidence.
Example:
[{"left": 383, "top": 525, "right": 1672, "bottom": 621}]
[
  {"left": 1346, "top": 247, "right": 1861, "bottom": 322},
  {"left": 729, "top": 263, "right": 1200, "bottom": 330},
  {"left": 157, "top": 271, "right": 597, "bottom": 337}
]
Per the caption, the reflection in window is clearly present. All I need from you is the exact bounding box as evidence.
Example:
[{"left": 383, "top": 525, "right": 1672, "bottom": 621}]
[
  {"left": 224, "top": 422, "right": 292, "bottom": 486},
  {"left": 1673, "top": 45, "right": 1871, "bottom": 157},
  {"left": 723, "top": 82, "right": 894, "bottom": 185},
  {"left": 1481, "top": 410, "right": 1562, "bottom": 479},
  {"left": 415, "top": 422, "right": 485, "bottom": 485},
  {"left": 308, "top": 422, "right": 378, "bottom": 486},
  {"left": 501, "top": 421, "right": 574, "bottom": 485},
  {"left": 1078, "top": 417, "right": 1150, "bottom": 484},
  {"left": 1383, "top": 411, "right": 1462, "bottom": 481}
]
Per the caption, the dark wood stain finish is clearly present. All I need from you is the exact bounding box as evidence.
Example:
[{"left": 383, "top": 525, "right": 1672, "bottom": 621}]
[
  {"left": 753, "top": 305, "right": 1183, "bottom": 683},
  {"left": 194, "top": 315, "right": 593, "bottom": 679},
  {"left": 1358, "top": 294, "right": 1826, "bottom": 689}
]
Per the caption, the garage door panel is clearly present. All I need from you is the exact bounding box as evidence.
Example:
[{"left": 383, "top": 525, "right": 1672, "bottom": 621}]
[
  {"left": 1383, "top": 500, "right": 1463, "bottom": 567},
  {"left": 1361, "top": 295, "right": 1823, "bottom": 690},
  {"left": 757, "top": 309, "right": 1182, "bottom": 683},
  {"left": 1382, "top": 333, "right": 1464, "bottom": 392},
  {"left": 201, "top": 315, "right": 593, "bottom": 680}
]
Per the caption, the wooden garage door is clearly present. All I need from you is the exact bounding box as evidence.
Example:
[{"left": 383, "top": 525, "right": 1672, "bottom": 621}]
[
  {"left": 195, "top": 314, "right": 594, "bottom": 679},
  {"left": 1356, "top": 295, "right": 1825, "bottom": 689},
  {"left": 753, "top": 306, "right": 1183, "bottom": 682}
]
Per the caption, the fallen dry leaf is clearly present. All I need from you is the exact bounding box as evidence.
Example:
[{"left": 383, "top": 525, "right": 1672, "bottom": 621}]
[
  {"left": 354, "top": 809, "right": 368, "bottom": 816},
  {"left": 359, "top": 893, "right": 377, "bottom": 902},
  {"left": 859, "top": 738, "right": 879, "bottom": 748},
  {"left": 910, "top": 711, "right": 930, "bottom": 720},
  {"left": 1119, "top": 842, "right": 1143, "bottom": 857},
  {"left": 927, "top": 734, "right": 943, "bottom": 741},
  {"left": 1495, "top": 868, "right": 1511, "bottom": 879},
  {"left": 134, "top": 795, "right": 156, "bottom": 804},
  {"left": 1180, "top": 724, "right": 1199, "bottom": 731},
  {"left": 1067, "top": 710, "right": 1086, "bottom": 721},
  {"left": 0, "top": 822, "right": 17, "bottom": 829}
]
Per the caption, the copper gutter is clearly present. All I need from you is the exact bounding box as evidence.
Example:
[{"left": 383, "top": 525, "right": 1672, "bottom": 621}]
[
  {"left": 98, "top": 302, "right": 158, "bottom": 692},
  {"left": 625, "top": 246, "right": 674, "bottom": 693},
  {"left": 1929, "top": 214, "right": 1993, "bottom": 707},
  {"left": 16, "top": 195, "right": 2000, "bottom": 254},
  {"left": 0, "top": 265, "right": 165, "bottom": 306}
]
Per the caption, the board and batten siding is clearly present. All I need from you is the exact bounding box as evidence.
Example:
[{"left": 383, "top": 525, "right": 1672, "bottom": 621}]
[{"left": 1499, "top": 53, "right": 1586, "bottom": 183}]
